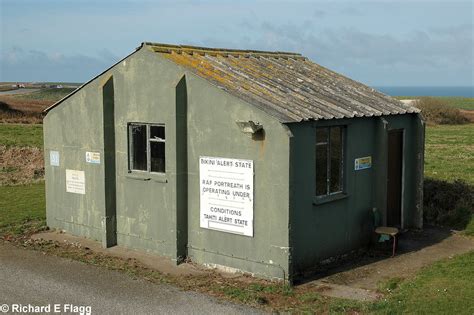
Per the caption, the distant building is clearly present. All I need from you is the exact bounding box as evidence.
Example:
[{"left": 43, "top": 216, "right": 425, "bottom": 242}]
[{"left": 43, "top": 42, "right": 425, "bottom": 282}]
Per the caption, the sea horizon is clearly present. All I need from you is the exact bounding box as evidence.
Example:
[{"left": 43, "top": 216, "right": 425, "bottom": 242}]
[{"left": 373, "top": 86, "right": 474, "bottom": 97}]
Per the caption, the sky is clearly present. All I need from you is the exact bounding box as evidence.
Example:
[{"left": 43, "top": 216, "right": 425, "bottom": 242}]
[{"left": 1, "top": 0, "right": 473, "bottom": 86}]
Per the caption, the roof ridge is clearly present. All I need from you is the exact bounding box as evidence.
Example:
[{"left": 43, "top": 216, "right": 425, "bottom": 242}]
[{"left": 143, "top": 42, "right": 306, "bottom": 60}]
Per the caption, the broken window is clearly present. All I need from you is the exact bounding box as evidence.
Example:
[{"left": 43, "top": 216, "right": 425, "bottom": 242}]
[
  {"left": 149, "top": 125, "right": 165, "bottom": 173},
  {"left": 128, "top": 123, "right": 165, "bottom": 173},
  {"left": 315, "top": 126, "right": 344, "bottom": 197}
]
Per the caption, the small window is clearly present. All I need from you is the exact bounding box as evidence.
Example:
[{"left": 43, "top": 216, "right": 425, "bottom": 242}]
[
  {"left": 128, "top": 123, "right": 165, "bottom": 173},
  {"left": 315, "top": 126, "right": 344, "bottom": 197}
]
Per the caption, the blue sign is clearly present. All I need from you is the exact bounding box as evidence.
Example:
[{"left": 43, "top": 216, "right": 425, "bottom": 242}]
[{"left": 50, "top": 150, "right": 60, "bottom": 166}]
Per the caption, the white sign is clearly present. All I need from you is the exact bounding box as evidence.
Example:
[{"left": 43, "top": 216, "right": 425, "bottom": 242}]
[
  {"left": 66, "top": 169, "right": 85, "bottom": 194},
  {"left": 200, "top": 156, "right": 254, "bottom": 237},
  {"left": 355, "top": 156, "right": 372, "bottom": 170},
  {"left": 50, "top": 150, "right": 60, "bottom": 166},
  {"left": 86, "top": 151, "right": 101, "bottom": 164}
]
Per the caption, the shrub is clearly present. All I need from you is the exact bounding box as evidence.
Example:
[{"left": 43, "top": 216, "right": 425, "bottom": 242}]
[
  {"left": 0, "top": 145, "right": 45, "bottom": 185},
  {"left": 423, "top": 178, "right": 474, "bottom": 229},
  {"left": 415, "top": 97, "right": 469, "bottom": 125}
]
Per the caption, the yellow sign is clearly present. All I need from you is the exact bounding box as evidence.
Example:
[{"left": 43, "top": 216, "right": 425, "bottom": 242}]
[{"left": 355, "top": 156, "right": 372, "bottom": 170}]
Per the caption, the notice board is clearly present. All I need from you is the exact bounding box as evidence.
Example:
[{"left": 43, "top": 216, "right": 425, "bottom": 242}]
[
  {"left": 66, "top": 169, "right": 85, "bottom": 195},
  {"left": 199, "top": 156, "right": 254, "bottom": 237}
]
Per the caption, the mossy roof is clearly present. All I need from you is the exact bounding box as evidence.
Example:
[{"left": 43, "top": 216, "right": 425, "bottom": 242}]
[{"left": 147, "top": 42, "right": 419, "bottom": 123}]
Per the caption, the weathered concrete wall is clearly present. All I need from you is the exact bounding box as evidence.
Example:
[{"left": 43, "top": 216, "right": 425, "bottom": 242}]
[
  {"left": 287, "top": 114, "right": 423, "bottom": 277},
  {"left": 44, "top": 48, "right": 185, "bottom": 258},
  {"left": 44, "top": 47, "right": 292, "bottom": 278},
  {"left": 112, "top": 49, "right": 184, "bottom": 258},
  {"left": 184, "top": 71, "right": 291, "bottom": 280},
  {"left": 44, "top": 76, "right": 107, "bottom": 242}
]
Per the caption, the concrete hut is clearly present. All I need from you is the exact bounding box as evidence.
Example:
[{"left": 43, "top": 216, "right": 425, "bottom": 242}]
[{"left": 43, "top": 42, "right": 425, "bottom": 282}]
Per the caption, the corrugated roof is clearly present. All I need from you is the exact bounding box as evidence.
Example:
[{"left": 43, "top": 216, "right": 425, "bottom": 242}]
[{"left": 146, "top": 42, "right": 420, "bottom": 123}]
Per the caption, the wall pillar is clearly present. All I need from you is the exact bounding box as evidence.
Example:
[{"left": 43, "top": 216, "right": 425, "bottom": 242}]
[{"left": 102, "top": 76, "right": 117, "bottom": 248}]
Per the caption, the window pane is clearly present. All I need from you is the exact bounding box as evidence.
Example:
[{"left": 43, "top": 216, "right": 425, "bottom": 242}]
[
  {"left": 130, "top": 124, "right": 147, "bottom": 171},
  {"left": 330, "top": 127, "right": 343, "bottom": 193},
  {"left": 315, "top": 143, "right": 328, "bottom": 196},
  {"left": 150, "top": 141, "right": 165, "bottom": 172},
  {"left": 150, "top": 125, "right": 165, "bottom": 141},
  {"left": 316, "top": 127, "right": 328, "bottom": 144}
]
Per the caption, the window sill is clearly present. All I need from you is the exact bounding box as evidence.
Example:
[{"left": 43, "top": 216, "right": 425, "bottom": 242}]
[
  {"left": 313, "top": 193, "right": 348, "bottom": 205},
  {"left": 125, "top": 172, "right": 168, "bottom": 183}
]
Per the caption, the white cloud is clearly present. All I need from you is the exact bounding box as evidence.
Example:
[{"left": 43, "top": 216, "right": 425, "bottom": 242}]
[{"left": 226, "top": 21, "right": 474, "bottom": 86}]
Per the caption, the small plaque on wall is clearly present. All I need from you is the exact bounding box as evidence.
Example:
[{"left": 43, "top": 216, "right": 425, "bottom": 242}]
[{"left": 355, "top": 156, "right": 372, "bottom": 170}]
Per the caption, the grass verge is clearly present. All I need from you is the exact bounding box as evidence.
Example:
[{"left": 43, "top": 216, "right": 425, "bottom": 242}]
[
  {"left": 464, "top": 215, "right": 474, "bottom": 237},
  {"left": 0, "top": 183, "right": 46, "bottom": 238},
  {"left": 372, "top": 251, "right": 474, "bottom": 314}
]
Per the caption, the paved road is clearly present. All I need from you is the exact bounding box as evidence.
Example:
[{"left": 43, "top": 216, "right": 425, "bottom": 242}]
[{"left": 0, "top": 244, "right": 261, "bottom": 315}]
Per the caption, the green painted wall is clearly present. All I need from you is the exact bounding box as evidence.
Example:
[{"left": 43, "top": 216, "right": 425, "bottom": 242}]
[
  {"left": 287, "top": 114, "right": 423, "bottom": 277},
  {"left": 44, "top": 74, "right": 106, "bottom": 242},
  {"left": 184, "top": 71, "right": 291, "bottom": 280},
  {"left": 44, "top": 47, "right": 292, "bottom": 279}
]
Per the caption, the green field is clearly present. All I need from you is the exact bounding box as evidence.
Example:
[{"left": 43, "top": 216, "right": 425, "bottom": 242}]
[
  {"left": 0, "top": 123, "right": 43, "bottom": 147},
  {"left": 13, "top": 88, "right": 76, "bottom": 102},
  {"left": 395, "top": 96, "right": 474, "bottom": 111},
  {"left": 438, "top": 97, "right": 474, "bottom": 110},
  {"left": 424, "top": 124, "right": 474, "bottom": 184}
]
